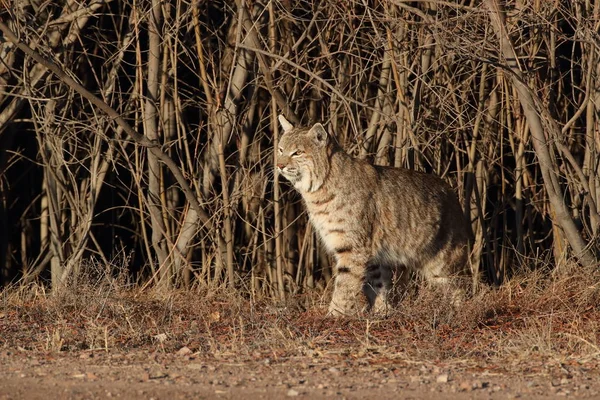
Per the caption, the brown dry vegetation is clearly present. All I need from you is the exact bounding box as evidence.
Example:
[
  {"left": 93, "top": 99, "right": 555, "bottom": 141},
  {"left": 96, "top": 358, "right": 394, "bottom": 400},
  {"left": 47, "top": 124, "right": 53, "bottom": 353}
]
[
  {"left": 1, "top": 0, "right": 600, "bottom": 397},
  {"left": 2, "top": 263, "right": 600, "bottom": 363},
  {"left": 0, "top": 0, "right": 599, "bottom": 293},
  {"left": 2, "top": 264, "right": 600, "bottom": 397}
]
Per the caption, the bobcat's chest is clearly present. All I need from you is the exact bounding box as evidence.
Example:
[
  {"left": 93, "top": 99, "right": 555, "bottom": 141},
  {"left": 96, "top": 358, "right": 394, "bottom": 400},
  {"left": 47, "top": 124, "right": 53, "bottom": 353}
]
[{"left": 302, "top": 190, "right": 364, "bottom": 254}]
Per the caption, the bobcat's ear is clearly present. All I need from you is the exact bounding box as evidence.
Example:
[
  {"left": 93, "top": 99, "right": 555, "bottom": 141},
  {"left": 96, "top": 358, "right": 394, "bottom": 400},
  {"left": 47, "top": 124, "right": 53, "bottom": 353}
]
[
  {"left": 278, "top": 115, "right": 294, "bottom": 133},
  {"left": 310, "top": 123, "right": 328, "bottom": 147}
]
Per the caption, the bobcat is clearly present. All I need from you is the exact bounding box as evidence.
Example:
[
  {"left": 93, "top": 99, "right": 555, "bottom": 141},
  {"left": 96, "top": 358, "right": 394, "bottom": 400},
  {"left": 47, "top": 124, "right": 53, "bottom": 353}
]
[{"left": 276, "top": 115, "right": 473, "bottom": 316}]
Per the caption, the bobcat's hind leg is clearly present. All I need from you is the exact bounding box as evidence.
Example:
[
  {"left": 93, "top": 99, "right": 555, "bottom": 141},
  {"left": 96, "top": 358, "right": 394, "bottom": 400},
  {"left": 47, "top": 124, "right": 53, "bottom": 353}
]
[
  {"left": 364, "top": 262, "right": 391, "bottom": 315},
  {"left": 367, "top": 264, "right": 412, "bottom": 316},
  {"left": 421, "top": 244, "right": 471, "bottom": 307}
]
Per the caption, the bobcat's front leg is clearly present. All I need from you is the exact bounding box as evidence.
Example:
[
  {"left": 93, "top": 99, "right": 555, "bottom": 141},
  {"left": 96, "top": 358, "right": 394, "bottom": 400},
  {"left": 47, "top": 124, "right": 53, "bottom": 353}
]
[{"left": 328, "top": 253, "right": 368, "bottom": 316}]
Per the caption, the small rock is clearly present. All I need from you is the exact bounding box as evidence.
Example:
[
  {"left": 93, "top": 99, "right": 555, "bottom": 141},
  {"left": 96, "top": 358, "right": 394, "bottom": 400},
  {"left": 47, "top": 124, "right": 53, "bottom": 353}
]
[
  {"left": 471, "top": 380, "right": 485, "bottom": 389},
  {"left": 459, "top": 381, "right": 472, "bottom": 391},
  {"left": 176, "top": 346, "right": 192, "bottom": 356},
  {"left": 436, "top": 374, "right": 449, "bottom": 383},
  {"left": 86, "top": 372, "right": 98, "bottom": 380},
  {"left": 287, "top": 389, "right": 299, "bottom": 397}
]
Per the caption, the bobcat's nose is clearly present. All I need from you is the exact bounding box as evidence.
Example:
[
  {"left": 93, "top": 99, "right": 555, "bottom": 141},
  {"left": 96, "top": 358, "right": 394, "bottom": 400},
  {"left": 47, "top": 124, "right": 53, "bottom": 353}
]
[{"left": 276, "top": 163, "right": 285, "bottom": 170}]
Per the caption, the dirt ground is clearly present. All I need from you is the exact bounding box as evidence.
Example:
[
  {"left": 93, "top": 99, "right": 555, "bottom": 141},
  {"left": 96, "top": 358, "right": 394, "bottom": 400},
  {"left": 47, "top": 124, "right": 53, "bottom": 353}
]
[
  {"left": 1, "top": 347, "right": 600, "bottom": 399},
  {"left": 2, "top": 270, "right": 600, "bottom": 399}
]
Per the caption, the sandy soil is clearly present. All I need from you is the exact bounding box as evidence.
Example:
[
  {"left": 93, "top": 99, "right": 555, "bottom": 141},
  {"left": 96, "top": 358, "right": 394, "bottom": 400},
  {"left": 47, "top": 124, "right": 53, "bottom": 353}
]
[
  {"left": 1, "top": 348, "right": 599, "bottom": 399},
  {"left": 3, "top": 273, "right": 600, "bottom": 399}
]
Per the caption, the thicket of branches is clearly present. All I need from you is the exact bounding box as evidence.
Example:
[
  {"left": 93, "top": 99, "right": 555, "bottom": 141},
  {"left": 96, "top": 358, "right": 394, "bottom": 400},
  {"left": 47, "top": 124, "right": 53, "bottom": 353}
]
[{"left": 0, "top": 0, "right": 598, "bottom": 296}]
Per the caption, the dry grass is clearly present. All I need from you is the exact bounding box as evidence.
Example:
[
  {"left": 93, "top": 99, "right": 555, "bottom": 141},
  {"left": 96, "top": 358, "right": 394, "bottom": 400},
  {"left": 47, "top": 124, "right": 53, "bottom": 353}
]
[
  {"left": 3, "top": 0, "right": 598, "bottom": 295},
  {"left": 1, "top": 261, "right": 599, "bottom": 370}
]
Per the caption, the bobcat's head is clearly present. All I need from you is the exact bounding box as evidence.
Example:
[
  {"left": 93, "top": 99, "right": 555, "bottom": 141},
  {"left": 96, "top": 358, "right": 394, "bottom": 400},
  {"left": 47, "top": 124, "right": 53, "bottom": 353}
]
[{"left": 276, "top": 115, "right": 330, "bottom": 193}]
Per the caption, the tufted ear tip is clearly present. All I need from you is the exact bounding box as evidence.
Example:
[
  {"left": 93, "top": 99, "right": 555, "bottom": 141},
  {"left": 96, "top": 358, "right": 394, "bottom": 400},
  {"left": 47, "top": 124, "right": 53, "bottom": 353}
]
[{"left": 278, "top": 115, "right": 294, "bottom": 133}]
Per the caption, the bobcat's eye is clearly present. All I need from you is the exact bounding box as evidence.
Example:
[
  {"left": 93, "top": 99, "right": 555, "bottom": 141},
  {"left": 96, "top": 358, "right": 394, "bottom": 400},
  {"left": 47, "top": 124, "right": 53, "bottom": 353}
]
[
  {"left": 278, "top": 147, "right": 283, "bottom": 155},
  {"left": 291, "top": 150, "right": 304, "bottom": 157}
]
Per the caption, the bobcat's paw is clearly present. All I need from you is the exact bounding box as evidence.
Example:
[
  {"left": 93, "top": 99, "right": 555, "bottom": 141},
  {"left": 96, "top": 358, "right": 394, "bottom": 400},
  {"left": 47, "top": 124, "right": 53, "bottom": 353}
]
[{"left": 370, "top": 298, "right": 391, "bottom": 318}]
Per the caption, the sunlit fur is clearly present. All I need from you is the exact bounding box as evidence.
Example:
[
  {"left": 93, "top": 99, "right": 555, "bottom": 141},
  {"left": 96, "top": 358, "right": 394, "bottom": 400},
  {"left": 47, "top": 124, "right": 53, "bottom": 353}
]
[
  {"left": 277, "top": 123, "right": 330, "bottom": 193},
  {"left": 276, "top": 116, "right": 473, "bottom": 317}
]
